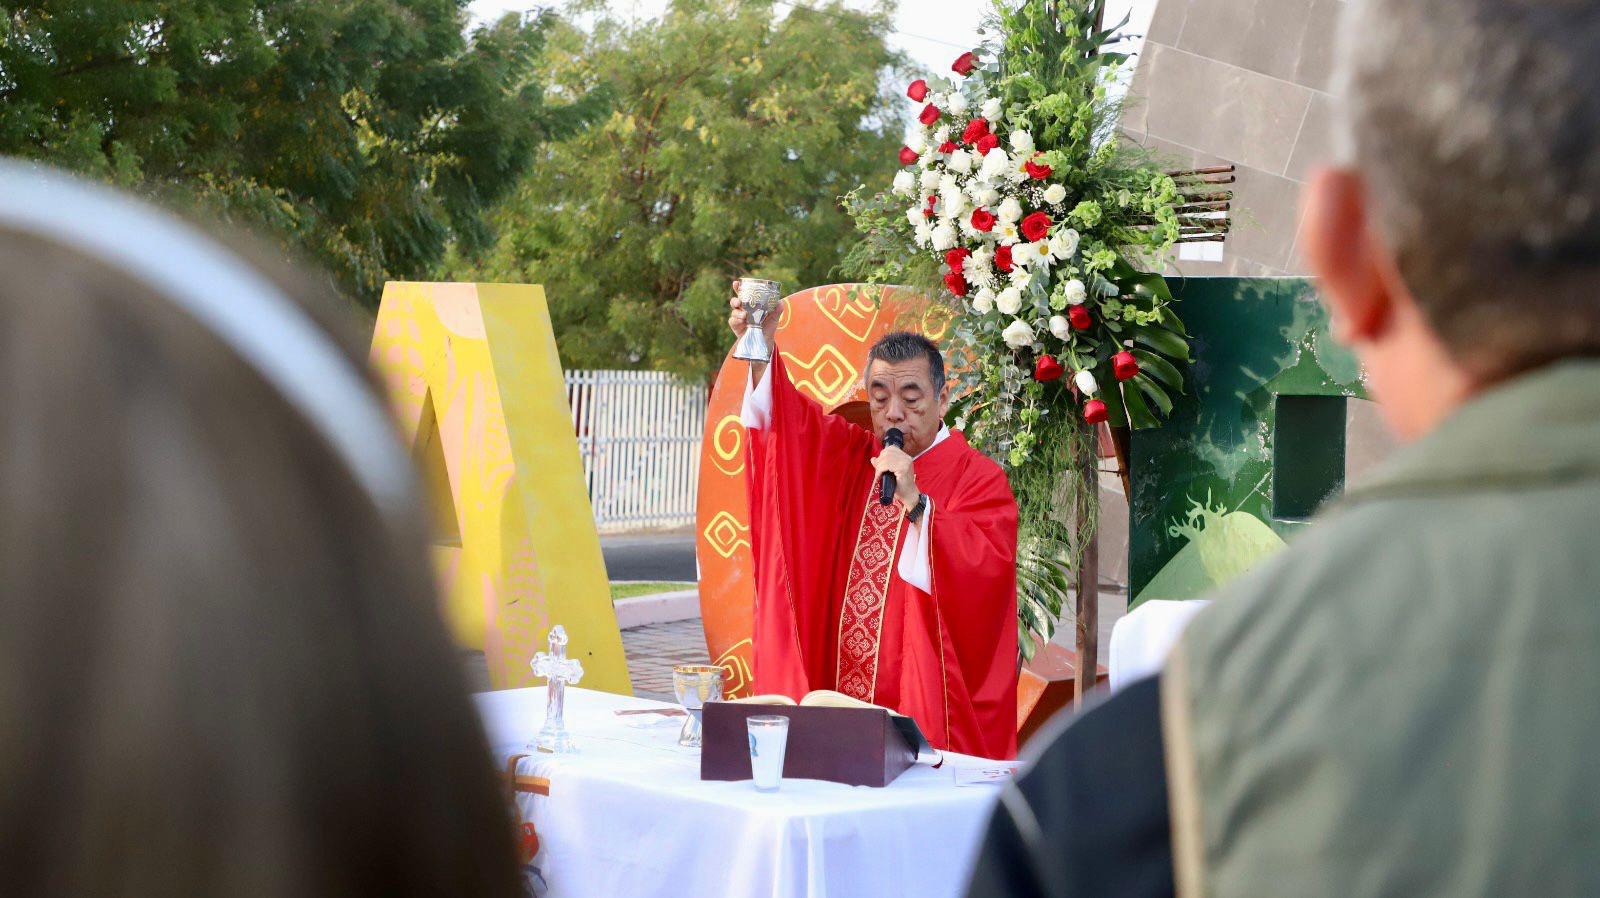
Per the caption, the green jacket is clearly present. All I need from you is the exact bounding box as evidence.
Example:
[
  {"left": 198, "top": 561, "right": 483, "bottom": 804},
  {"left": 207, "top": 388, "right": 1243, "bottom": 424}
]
[{"left": 1165, "top": 360, "right": 1600, "bottom": 897}]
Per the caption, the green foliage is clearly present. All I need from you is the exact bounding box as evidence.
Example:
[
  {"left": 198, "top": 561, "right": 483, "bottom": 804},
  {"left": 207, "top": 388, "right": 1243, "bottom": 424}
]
[
  {"left": 0, "top": 1, "right": 602, "bottom": 305},
  {"left": 458, "top": 0, "right": 904, "bottom": 380}
]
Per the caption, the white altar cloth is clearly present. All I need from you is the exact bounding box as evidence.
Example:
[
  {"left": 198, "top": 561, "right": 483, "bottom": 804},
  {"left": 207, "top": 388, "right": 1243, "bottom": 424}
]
[{"left": 475, "top": 686, "right": 1004, "bottom": 898}]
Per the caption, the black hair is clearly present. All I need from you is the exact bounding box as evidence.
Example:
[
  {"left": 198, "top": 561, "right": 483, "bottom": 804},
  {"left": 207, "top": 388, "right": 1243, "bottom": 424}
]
[{"left": 866, "top": 331, "right": 946, "bottom": 392}]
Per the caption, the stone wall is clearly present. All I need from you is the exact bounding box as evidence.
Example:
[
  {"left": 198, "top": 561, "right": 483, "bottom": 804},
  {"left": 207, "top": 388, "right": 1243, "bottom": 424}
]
[{"left": 1123, "top": 0, "right": 1345, "bottom": 276}]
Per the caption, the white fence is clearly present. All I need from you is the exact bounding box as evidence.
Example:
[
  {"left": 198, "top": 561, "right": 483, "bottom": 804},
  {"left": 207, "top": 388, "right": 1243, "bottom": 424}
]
[{"left": 565, "top": 370, "right": 707, "bottom": 533}]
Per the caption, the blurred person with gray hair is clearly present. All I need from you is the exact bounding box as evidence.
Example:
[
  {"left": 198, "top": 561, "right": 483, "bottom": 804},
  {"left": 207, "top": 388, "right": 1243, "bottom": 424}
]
[{"left": 963, "top": 1, "right": 1600, "bottom": 896}]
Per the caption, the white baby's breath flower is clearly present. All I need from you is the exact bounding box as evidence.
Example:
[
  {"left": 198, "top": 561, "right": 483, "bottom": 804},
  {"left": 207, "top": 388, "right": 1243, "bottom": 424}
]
[
  {"left": 996, "top": 286, "right": 1023, "bottom": 315},
  {"left": 932, "top": 221, "right": 958, "bottom": 251},
  {"left": 997, "top": 196, "right": 1024, "bottom": 224},
  {"left": 1062, "top": 278, "right": 1088, "bottom": 305},
  {"left": 1050, "top": 315, "right": 1072, "bottom": 341},
  {"left": 981, "top": 97, "right": 1003, "bottom": 120},
  {"left": 1074, "top": 369, "right": 1099, "bottom": 395},
  {"left": 1001, "top": 318, "right": 1035, "bottom": 349},
  {"left": 893, "top": 170, "right": 917, "bottom": 197},
  {"left": 1043, "top": 183, "right": 1067, "bottom": 205}
]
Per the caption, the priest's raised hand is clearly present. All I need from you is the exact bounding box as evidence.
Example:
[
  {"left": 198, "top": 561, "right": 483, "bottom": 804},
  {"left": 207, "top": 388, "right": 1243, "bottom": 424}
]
[{"left": 731, "top": 281, "right": 1020, "bottom": 760}]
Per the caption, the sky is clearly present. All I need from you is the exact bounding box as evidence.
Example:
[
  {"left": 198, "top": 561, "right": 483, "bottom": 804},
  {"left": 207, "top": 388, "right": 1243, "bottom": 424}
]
[{"left": 466, "top": 1, "right": 1159, "bottom": 84}]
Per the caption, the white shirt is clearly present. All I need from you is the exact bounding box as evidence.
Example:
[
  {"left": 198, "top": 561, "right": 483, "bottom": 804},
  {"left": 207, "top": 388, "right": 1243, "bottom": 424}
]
[{"left": 742, "top": 366, "right": 940, "bottom": 592}]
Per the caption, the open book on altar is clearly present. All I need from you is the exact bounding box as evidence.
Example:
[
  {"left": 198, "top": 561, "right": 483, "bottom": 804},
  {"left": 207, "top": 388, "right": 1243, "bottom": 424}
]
[{"left": 724, "top": 691, "right": 940, "bottom": 768}]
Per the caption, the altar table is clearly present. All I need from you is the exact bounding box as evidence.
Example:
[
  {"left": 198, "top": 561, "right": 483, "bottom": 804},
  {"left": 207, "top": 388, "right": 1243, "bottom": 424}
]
[{"left": 475, "top": 686, "right": 1005, "bottom": 898}]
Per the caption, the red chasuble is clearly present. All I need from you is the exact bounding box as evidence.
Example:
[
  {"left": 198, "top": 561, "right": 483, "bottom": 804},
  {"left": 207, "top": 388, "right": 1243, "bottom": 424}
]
[{"left": 745, "top": 356, "right": 1019, "bottom": 760}]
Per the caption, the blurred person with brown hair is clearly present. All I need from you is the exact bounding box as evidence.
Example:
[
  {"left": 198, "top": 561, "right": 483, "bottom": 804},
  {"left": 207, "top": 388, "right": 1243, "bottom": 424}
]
[
  {"left": 964, "top": 1, "right": 1600, "bottom": 896},
  {"left": 0, "top": 161, "right": 521, "bottom": 898}
]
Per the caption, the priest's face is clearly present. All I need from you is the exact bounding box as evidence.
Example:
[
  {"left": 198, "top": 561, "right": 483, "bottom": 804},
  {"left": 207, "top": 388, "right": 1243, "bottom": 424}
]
[{"left": 865, "top": 358, "right": 951, "bottom": 456}]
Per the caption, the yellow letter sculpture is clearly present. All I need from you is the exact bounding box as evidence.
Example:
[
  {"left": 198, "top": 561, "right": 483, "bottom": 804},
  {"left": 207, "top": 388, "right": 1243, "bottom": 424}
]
[{"left": 370, "top": 282, "right": 630, "bottom": 693}]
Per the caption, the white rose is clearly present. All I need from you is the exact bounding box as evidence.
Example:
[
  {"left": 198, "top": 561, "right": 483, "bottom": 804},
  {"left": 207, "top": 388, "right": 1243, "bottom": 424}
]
[
  {"left": 933, "top": 125, "right": 951, "bottom": 145},
  {"left": 997, "top": 196, "right": 1024, "bottom": 224},
  {"left": 1043, "top": 183, "right": 1067, "bottom": 205},
  {"left": 1062, "top": 278, "right": 1088, "bottom": 305},
  {"left": 1001, "top": 318, "right": 1035, "bottom": 349},
  {"left": 932, "top": 222, "right": 958, "bottom": 251},
  {"left": 950, "top": 92, "right": 971, "bottom": 115},
  {"left": 1074, "top": 369, "right": 1099, "bottom": 395},
  {"left": 940, "top": 187, "right": 968, "bottom": 220},
  {"left": 905, "top": 206, "right": 924, "bottom": 229},
  {"left": 971, "top": 185, "right": 1001, "bottom": 208},
  {"left": 913, "top": 220, "right": 933, "bottom": 247},
  {"left": 972, "top": 287, "right": 996, "bottom": 313},
  {"left": 939, "top": 173, "right": 961, "bottom": 196},
  {"left": 920, "top": 168, "right": 941, "bottom": 192},
  {"left": 947, "top": 149, "right": 974, "bottom": 175},
  {"left": 906, "top": 130, "right": 927, "bottom": 154},
  {"left": 981, "top": 97, "right": 1003, "bottom": 120},
  {"left": 893, "top": 170, "right": 917, "bottom": 197},
  {"left": 979, "top": 148, "right": 1011, "bottom": 180},
  {"left": 996, "top": 286, "right": 1024, "bottom": 315},
  {"left": 1049, "top": 315, "right": 1071, "bottom": 341},
  {"left": 1049, "top": 227, "right": 1080, "bottom": 260},
  {"left": 1009, "top": 130, "right": 1035, "bottom": 154}
]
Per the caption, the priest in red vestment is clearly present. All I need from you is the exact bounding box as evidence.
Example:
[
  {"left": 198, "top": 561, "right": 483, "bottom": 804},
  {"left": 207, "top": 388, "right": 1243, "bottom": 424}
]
[{"left": 728, "top": 284, "right": 1019, "bottom": 760}]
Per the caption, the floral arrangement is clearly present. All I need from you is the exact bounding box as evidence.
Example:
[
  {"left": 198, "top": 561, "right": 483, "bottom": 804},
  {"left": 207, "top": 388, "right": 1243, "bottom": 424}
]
[{"left": 845, "top": 1, "right": 1207, "bottom": 657}]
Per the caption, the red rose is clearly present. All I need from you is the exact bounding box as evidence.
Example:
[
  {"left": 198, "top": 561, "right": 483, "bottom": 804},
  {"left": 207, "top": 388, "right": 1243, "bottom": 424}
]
[
  {"left": 961, "top": 117, "right": 990, "bottom": 145},
  {"left": 970, "top": 208, "right": 997, "bottom": 232},
  {"left": 1083, "top": 399, "right": 1109, "bottom": 424},
  {"left": 943, "top": 271, "right": 969, "bottom": 297},
  {"left": 907, "top": 79, "right": 929, "bottom": 102},
  {"left": 1033, "top": 355, "right": 1064, "bottom": 383},
  {"left": 923, "top": 208, "right": 935, "bottom": 219},
  {"left": 1068, "top": 304, "right": 1092, "bottom": 330},
  {"left": 938, "top": 140, "right": 957, "bottom": 154},
  {"left": 952, "top": 51, "right": 978, "bottom": 76},
  {"left": 899, "top": 146, "right": 919, "bottom": 165},
  {"left": 1021, "top": 211, "right": 1052, "bottom": 241},
  {"left": 993, "top": 244, "right": 1014, "bottom": 273},
  {"left": 919, "top": 104, "right": 941, "bottom": 126},
  {"left": 944, "top": 247, "right": 971, "bottom": 272},
  {"left": 1024, "top": 155, "right": 1053, "bottom": 180},
  {"left": 975, "top": 133, "right": 1000, "bottom": 155},
  {"left": 1113, "top": 350, "right": 1140, "bottom": 381}
]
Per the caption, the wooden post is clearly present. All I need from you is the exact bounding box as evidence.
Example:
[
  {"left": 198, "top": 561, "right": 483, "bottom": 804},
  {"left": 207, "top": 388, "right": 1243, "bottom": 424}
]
[{"left": 1074, "top": 436, "right": 1100, "bottom": 706}]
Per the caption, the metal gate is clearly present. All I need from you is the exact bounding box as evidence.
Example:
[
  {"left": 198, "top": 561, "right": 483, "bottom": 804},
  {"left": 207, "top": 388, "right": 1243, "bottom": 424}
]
[{"left": 565, "top": 370, "right": 706, "bottom": 533}]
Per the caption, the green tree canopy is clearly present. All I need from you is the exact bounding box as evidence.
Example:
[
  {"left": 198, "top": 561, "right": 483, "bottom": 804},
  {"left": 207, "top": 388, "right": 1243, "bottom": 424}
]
[
  {"left": 0, "top": 1, "right": 603, "bottom": 304},
  {"left": 464, "top": 0, "right": 905, "bottom": 379}
]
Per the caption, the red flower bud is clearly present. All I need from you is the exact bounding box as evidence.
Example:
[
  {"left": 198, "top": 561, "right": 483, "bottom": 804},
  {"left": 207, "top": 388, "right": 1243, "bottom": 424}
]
[
  {"left": 943, "top": 270, "right": 968, "bottom": 297},
  {"left": 1024, "top": 155, "right": 1053, "bottom": 180},
  {"left": 1033, "top": 354, "right": 1064, "bottom": 383},
  {"left": 938, "top": 140, "right": 958, "bottom": 154},
  {"left": 1020, "top": 211, "right": 1052, "bottom": 242},
  {"left": 970, "top": 208, "right": 996, "bottom": 232},
  {"left": 952, "top": 51, "right": 978, "bottom": 76},
  {"left": 1068, "top": 304, "right": 1092, "bottom": 330},
  {"left": 919, "top": 104, "right": 941, "bottom": 126},
  {"left": 898, "top": 146, "right": 919, "bottom": 165},
  {"left": 975, "top": 133, "right": 1000, "bottom": 155},
  {"left": 993, "top": 244, "right": 1014, "bottom": 273},
  {"left": 961, "top": 117, "right": 990, "bottom": 145},
  {"left": 907, "top": 79, "right": 929, "bottom": 102},
  {"left": 1113, "top": 350, "right": 1140, "bottom": 381},
  {"left": 1083, "top": 399, "right": 1109, "bottom": 424},
  {"left": 944, "top": 247, "right": 971, "bottom": 272}
]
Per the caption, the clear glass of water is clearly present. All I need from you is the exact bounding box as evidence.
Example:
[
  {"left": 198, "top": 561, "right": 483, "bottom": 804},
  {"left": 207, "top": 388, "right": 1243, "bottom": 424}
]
[{"left": 746, "top": 714, "right": 790, "bottom": 792}]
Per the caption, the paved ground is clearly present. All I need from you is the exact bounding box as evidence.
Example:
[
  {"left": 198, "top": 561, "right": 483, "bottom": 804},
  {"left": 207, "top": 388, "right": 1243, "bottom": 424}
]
[{"left": 601, "top": 531, "right": 697, "bottom": 582}]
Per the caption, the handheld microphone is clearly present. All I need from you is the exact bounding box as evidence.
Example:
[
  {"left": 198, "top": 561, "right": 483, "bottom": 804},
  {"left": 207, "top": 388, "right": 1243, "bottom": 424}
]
[{"left": 880, "top": 427, "right": 904, "bottom": 506}]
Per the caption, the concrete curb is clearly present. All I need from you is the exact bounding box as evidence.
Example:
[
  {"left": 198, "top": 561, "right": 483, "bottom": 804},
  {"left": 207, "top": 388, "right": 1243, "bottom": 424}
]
[{"left": 614, "top": 588, "right": 700, "bottom": 629}]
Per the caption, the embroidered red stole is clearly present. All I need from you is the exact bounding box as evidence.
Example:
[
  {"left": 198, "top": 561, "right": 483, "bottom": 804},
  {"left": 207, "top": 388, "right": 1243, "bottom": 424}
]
[{"left": 834, "top": 484, "right": 904, "bottom": 703}]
